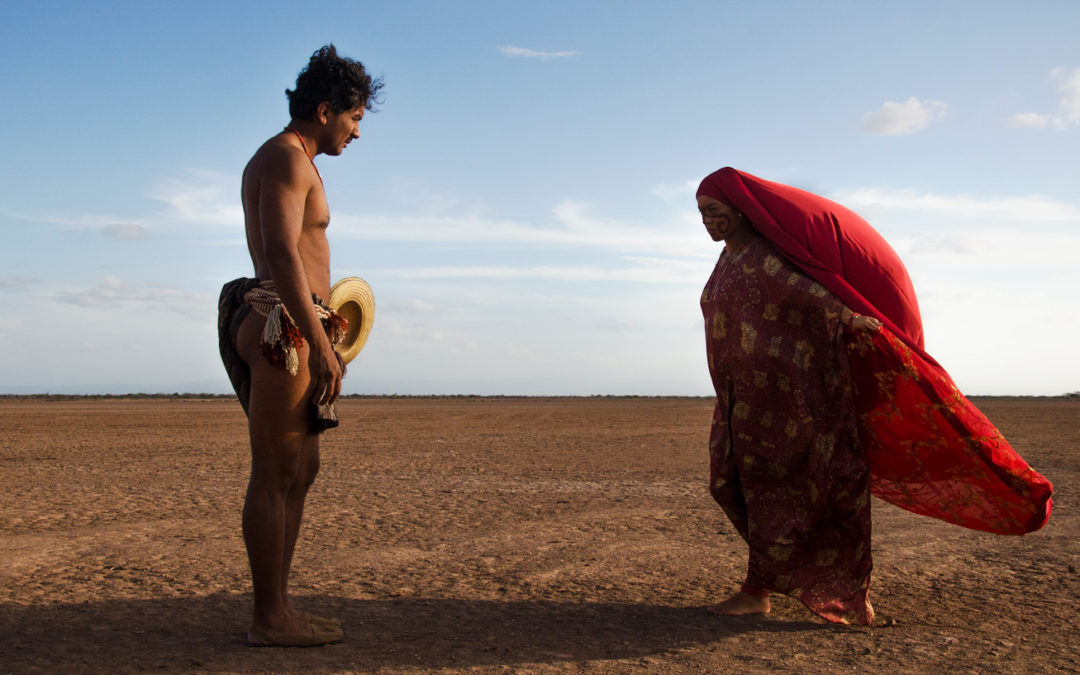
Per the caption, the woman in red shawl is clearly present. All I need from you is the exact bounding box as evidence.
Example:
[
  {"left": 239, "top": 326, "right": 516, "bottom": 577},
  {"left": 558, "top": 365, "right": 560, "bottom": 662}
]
[{"left": 697, "top": 168, "right": 1053, "bottom": 626}]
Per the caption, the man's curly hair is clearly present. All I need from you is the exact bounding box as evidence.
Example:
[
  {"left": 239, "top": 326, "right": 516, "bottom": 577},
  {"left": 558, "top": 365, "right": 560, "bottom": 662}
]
[{"left": 286, "top": 44, "right": 384, "bottom": 120}]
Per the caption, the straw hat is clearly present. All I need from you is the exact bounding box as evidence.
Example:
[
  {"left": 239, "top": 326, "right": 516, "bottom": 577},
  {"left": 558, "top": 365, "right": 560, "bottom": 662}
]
[{"left": 328, "top": 277, "right": 375, "bottom": 365}]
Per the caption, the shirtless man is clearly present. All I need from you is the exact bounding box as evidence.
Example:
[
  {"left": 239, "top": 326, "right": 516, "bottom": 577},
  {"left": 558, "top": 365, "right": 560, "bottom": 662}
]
[{"left": 217, "top": 45, "right": 382, "bottom": 647}]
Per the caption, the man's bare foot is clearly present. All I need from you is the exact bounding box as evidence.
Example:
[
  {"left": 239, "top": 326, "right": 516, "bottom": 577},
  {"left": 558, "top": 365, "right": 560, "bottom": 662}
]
[
  {"left": 707, "top": 591, "right": 771, "bottom": 616},
  {"left": 248, "top": 611, "right": 344, "bottom": 647},
  {"left": 247, "top": 622, "right": 343, "bottom": 647},
  {"left": 283, "top": 600, "right": 342, "bottom": 630},
  {"left": 305, "top": 614, "right": 342, "bottom": 631},
  {"left": 248, "top": 610, "right": 343, "bottom": 647}
]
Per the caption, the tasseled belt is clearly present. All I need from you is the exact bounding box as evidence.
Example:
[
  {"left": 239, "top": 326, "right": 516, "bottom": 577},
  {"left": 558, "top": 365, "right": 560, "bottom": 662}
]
[{"left": 243, "top": 281, "right": 347, "bottom": 375}]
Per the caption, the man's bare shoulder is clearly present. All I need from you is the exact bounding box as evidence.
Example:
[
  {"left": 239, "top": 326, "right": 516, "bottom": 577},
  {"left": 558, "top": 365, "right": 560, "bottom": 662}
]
[{"left": 244, "top": 133, "right": 314, "bottom": 187}]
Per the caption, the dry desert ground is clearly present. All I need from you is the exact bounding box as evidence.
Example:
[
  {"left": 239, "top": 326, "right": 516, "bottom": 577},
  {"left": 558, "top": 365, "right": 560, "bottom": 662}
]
[{"left": 1, "top": 396, "right": 1077, "bottom": 673}]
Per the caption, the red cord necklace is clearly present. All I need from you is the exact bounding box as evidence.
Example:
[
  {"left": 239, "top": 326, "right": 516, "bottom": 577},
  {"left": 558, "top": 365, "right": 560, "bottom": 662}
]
[{"left": 284, "top": 127, "right": 322, "bottom": 184}]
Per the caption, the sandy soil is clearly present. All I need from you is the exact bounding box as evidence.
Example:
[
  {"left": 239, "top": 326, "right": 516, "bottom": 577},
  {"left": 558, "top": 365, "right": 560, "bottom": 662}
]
[{"left": 0, "top": 396, "right": 1076, "bottom": 674}]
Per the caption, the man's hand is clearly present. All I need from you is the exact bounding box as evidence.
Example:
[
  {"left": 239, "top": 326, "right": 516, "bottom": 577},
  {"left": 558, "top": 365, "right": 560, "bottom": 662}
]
[{"left": 309, "top": 337, "right": 343, "bottom": 406}]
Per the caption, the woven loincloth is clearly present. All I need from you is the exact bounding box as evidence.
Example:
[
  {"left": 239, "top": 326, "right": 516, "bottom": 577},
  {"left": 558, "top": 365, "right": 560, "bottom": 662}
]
[{"left": 217, "top": 277, "right": 347, "bottom": 433}]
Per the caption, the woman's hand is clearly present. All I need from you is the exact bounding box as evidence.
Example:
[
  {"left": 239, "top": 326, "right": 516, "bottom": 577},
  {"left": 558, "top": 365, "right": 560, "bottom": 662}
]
[
  {"left": 842, "top": 308, "right": 882, "bottom": 332},
  {"left": 849, "top": 313, "right": 882, "bottom": 332}
]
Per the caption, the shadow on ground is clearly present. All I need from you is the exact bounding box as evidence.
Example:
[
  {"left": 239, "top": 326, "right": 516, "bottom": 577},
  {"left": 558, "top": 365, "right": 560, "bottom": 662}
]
[{"left": 0, "top": 594, "right": 834, "bottom": 672}]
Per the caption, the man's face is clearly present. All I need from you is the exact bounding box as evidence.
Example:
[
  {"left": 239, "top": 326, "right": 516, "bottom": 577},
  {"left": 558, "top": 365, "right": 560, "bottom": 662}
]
[{"left": 324, "top": 105, "right": 365, "bottom": 155}]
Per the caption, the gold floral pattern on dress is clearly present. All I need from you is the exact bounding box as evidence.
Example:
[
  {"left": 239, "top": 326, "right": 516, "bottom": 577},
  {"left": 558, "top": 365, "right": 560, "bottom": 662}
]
[
  {"left": 768, "top": 336, "right": 783, "bottom": 357},
  {"left": 764, "top": 255, "right": 783, "bottom": 276},
  {"left": 769, "top": 544, "right": 794, "bottom": 561},
  {"left": 816, "top": 548, "right": 839, "bottom": 567},
  {"left": 815, "top": 434, "right": 836, "bottom": 463},
  {"left": 711, "top": 310, "right": 727, "bottom": 339},
  {"left": 741, "top": 322, "right": 758, "bottom": 354},
  {"left": 763, "top": 303, "right": 779, "bottom": 321},
  {"left": 785, "top": 418, "right": 800, "bottom": 439},
  {"left": 733, "top": 400, "right": 751, "bottom": 420},
  {"left": 767, "top": 459, "right": 787, "bottom": 479},
  {"left": 759, "top": 410, "right": 774, "bottom": 428},
  {"left": 793, "top": 340, "right": 815, "bottom": 370}
]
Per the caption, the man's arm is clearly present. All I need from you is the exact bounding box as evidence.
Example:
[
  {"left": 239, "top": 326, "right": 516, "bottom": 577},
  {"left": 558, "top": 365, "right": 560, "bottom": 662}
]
[{"left": 258, "top": 147, "right": 342, "bottom": 405}]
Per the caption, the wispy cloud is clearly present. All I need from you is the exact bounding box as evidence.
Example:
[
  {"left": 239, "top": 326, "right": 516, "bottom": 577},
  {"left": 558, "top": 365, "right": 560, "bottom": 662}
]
[
  {"left": 2, "top": 168, "right": 240, "bottom": 236},
  {"left": 1005, "top": 112, "right": 1051, "bottom": 129},
  {"left": 2, "top": 208, "right": 151, "bottom": 234},
  {"left": 833, "top": 187, "right": 1080, "bottom": 223},
  {"left": 861, "top": 97, "right": 948, "bottom": 135},
  {"left": 382, "top": 298, "right": 437, "bottom": 314},
  {"left": 651, "top": 179, "right": 699, "bottom": 204},
  {"left": 149, "top": 169, "right": 242, "bottom": 227},
  {"left": 497, "top": 45, "right": 580, "bottom": 60},
  {"left": 0, "top": 275, "right": 38, "bottom": 291},
  {"left": 54, "top": 275, "right": 211, "bottom": 320},
  {"left": 1057, "top": 66, "right": 1080, "bottom": 126},
  {"left": 102, "top": 224, "right": 149, "bottom": 240},
  {"left": 333, "top": 199, "right": 707, "bottom": 258},
  {"left": 377, "top": 258, "right": 707, "bottom": 284},
  {"left": 1009, "top": 66, "right": 1080, "bottom": 130}
]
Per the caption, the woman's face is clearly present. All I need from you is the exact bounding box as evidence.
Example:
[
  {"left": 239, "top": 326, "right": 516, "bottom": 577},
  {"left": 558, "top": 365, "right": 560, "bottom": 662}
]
[{"left": 697, "top": 195, "right": 747, "bottom": 242}]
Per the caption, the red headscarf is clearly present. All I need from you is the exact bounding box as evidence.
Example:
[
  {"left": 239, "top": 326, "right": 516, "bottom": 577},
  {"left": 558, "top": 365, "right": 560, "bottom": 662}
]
[
  {"left": 697, "top": 167, "right": 1052, "bottom": 535},
  {"left": 697, "top": 167, "right": 926, "bottom": 354}
]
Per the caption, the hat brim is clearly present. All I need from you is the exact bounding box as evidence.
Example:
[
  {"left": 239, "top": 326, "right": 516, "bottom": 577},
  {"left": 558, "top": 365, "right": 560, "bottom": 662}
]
[{"left": 328, "top": 277, "right": 375, "bottom": 365}]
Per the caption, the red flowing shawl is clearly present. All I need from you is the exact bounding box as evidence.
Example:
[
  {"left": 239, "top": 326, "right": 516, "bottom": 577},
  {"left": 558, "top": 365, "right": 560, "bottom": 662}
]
[{"left": 697, "top": 167, "right": 1052, "bottom": 535}]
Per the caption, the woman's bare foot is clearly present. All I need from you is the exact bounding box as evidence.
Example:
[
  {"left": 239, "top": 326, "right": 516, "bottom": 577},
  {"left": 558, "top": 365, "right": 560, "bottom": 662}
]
[{"left": 707, "top": 591, "right": 771, "bottom": 616}]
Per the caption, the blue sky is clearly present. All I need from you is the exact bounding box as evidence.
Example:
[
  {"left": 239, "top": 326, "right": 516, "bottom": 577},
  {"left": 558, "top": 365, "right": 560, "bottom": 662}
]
[{"left": 1, "top": 0, "right": 1078, "bottom": 395}]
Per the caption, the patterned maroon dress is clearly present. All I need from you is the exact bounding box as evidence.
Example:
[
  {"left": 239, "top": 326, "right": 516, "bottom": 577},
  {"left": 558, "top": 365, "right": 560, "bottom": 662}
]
[{"left": 701, "top": 235, "right": 874, "bottom": 625}]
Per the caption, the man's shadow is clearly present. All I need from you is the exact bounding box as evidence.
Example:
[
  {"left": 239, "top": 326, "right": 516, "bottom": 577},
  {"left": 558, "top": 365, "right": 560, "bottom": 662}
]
[{"left": 0, "top": 594, "right": 832, "bottom": 672}]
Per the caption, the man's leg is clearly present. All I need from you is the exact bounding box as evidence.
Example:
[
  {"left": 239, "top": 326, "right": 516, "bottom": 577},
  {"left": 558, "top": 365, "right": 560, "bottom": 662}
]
[
  {"left": 237, "top": 312, "right": 338, "bottom": 643},
  {"left": 280, "top": 432, "right": 321, "bottom": 615}
]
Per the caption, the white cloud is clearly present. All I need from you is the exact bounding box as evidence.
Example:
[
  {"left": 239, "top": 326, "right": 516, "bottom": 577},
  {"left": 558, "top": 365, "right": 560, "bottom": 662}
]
[
  {"left": 1051, "top": 65, "right": 1080, "bottom": 127},
  {"left": 2, "top": 168, "right": 241, "bottom": 235},
  {"left": 382, "top": 298, "right": 437, "bottom": 314},
  {"left": 651, "top": 179, "right": 699, "bottom": 204},
  {"left": 861, "top": 97, "right": 948, "bottom": 135},
  {"left": 1, "top": 208, "right": 150, "bottom": 234},
  {"left": 149, "top": 169, "right": 243, "bottom": 227},
  {"left": 54, "top": 275, "right": 211, "bottom": 320},
  {"left": 1005, "top": 112, "right": 1050, "bottom": 128},
  {"left": 0, "top": 275, "right": 37, "bottom": 290},
  {"left": 377, "top": 258, "right": 708, "bottom": 284},
  {"left": 333, "top": 200, "right": 708, "bottom": 259},
  {"left": 497, "top": 45, "right": 581, "bottom": 60},
  {"left": 1008, "top": 66, "right": 1080, "bottom": 130},
  {"left": 102, "top": 224, "right": 149, "bottom": 240},
  {"left": 833, "top": 187, "right": 1080, "bottom": 223}
]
